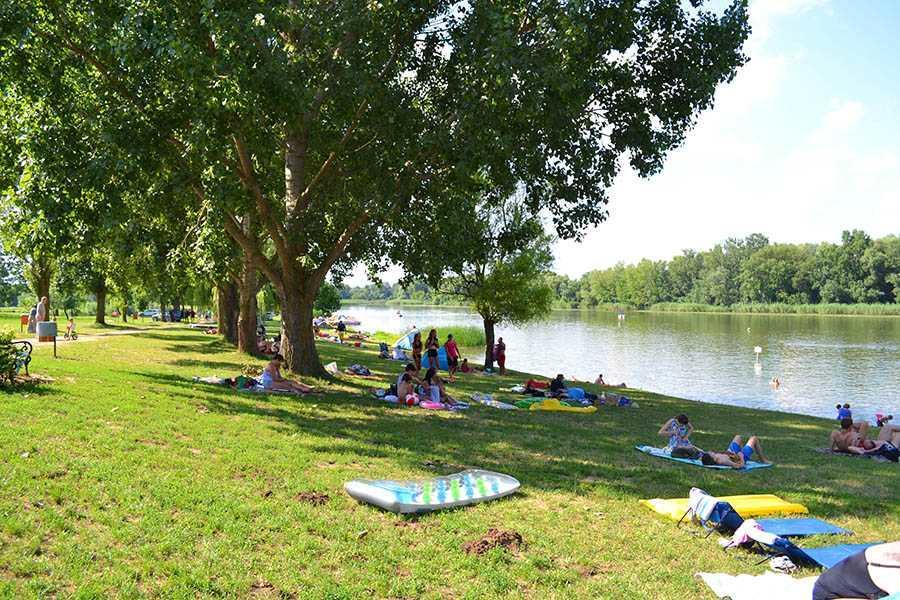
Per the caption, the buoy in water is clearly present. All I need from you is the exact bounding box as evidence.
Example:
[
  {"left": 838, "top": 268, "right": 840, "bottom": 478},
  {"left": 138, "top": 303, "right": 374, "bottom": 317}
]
[{"left": 754, "top": 346, "right": 762, "bottom": 363}]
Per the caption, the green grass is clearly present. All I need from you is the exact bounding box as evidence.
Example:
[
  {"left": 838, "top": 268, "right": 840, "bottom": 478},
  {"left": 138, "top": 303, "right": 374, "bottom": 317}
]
[
  {"left": 369, "top": 326, "right": 486, "bottom": 351},
  {"left": 649, "top": 302, "right": 900, "bottom": 316},
  {"left": 0, "top": 307, "right": 169, "bottom": 337},
  {"left": 1, "top": 326, "right": 898, "bottom": 598}
]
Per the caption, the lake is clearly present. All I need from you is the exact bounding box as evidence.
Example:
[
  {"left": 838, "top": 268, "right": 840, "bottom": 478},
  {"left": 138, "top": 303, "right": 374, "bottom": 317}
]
[{"left": 343, "top": 303, "right": 899, "bottom": 422}]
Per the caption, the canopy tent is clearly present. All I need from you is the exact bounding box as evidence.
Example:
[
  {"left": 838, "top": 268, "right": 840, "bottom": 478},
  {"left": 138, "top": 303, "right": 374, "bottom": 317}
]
[{"left": 393, "top": 329, "right": 419, "bottom": 351}]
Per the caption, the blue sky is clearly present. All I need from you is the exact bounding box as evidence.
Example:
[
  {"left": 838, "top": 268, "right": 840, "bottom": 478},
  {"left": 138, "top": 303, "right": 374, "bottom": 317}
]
[{"left": 350, "top": 0, "right": 900, "bottom": 285}]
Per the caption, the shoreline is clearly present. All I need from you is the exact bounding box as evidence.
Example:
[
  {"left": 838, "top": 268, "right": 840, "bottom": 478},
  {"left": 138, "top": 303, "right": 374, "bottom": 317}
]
[{"left": 341, "top": 300, "right": 900, "bottom": 318}]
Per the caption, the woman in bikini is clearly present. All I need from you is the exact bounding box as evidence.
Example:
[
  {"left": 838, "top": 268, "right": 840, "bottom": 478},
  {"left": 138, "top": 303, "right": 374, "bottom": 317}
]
[
  {"left": 261, "top": 354, "right": 314, "bottom": 394},
  {"left": 411, "top": 332, "right": 423, "bottom": 373}
]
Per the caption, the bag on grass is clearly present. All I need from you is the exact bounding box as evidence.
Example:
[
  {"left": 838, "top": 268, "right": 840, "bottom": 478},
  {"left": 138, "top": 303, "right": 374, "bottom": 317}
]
[{"left": 679, "top": 487, "right": 745, "bottom": 537}]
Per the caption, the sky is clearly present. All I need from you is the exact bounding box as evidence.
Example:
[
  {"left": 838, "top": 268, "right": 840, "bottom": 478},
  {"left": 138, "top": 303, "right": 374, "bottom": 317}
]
[{"left": 349, "top": 0, "right": 900, "bottom": 286}]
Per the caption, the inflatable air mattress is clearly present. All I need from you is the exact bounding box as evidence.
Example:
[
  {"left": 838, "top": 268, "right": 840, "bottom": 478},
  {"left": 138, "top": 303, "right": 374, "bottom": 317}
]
[
  {"left": 345, "top": 469, "right": 520, "bottom": 514},
  {"left": 640, "top": 494, "right": 808, "bottom": 521},
  {"left": 529, "top": 398, "right": 596, "bottom": 413}
]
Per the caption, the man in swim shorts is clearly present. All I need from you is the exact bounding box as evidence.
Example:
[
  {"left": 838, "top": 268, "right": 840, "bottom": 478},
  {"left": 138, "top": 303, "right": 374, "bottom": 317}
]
[
  {"left": 831, "top": 418, "right": 900, "bottom": 458},
  {"left": 700, "top": 435, "right": 769, "bottom": 468},
  {"left": 830, "top": 417, "right": 870, "bottom": 452}
]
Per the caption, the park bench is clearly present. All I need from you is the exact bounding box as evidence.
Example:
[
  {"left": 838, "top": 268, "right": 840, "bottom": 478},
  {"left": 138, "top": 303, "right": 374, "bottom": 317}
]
[{"left": 12, "top": 340, "right": 33, "bottom": 376}]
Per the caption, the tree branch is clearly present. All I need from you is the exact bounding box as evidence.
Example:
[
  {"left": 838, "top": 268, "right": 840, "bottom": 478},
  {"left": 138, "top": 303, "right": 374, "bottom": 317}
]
[{"left": 232, "top": 135, "right": 291, "bottom": 260}]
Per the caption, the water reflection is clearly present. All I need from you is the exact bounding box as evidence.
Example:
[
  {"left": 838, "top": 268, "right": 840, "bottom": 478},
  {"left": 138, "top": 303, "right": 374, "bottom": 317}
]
[{"left": 345, "top": 304, "right": 900, "bottom": 421}]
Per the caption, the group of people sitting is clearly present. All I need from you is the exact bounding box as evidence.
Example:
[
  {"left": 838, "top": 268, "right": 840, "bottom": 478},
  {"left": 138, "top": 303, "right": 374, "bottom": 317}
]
[
  {"left": 387, "top": 363, "right": 458, "bottom": 407},
  {"left": 659, "top": 414, "right": 771, "bottom": 469}
]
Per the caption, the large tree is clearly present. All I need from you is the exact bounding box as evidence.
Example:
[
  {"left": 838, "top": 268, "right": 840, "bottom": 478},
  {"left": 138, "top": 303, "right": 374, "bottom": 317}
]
[
  {"left": 1, "top": 1, "right": 750, "bottom": 375},
  {"left": 404, "top": 195, "right": 555, "bottom": 370}
]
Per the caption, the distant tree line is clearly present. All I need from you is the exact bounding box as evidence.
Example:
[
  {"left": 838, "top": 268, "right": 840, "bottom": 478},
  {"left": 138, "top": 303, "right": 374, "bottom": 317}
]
[{"left": 343, "top": 231, "right": 900, "bottom": 310}]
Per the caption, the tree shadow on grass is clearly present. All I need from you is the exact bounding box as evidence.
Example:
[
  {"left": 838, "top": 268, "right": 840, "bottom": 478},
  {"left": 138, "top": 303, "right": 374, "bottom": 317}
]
[{"left": 126, "top": 369, "right": 900, "bottom": 523}]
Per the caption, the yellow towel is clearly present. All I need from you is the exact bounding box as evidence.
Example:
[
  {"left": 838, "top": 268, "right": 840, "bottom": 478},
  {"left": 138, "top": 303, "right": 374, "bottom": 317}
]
[
  {"left": 640, "top": 494, "right": 808, "bottom": 520},
  {"left": 529, "top": 398, "right": 597, "bottom": 413}
]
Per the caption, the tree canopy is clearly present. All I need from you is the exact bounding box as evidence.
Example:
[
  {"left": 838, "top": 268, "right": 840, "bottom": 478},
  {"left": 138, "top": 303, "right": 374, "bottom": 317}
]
[{"left": 1, "top": 1, "right": 750, "bottom": 373}]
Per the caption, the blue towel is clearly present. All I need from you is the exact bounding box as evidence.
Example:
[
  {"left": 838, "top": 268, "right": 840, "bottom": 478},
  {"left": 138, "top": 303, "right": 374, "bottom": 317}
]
[
  {"left": 755, "top": 518, "right": 850, "bottom": 537},
  {"left": 635, "top": 445, "right": 774, "bottom": 471},
  {"left": 803, "top": 543, "right": 878, "bottom": 569}
]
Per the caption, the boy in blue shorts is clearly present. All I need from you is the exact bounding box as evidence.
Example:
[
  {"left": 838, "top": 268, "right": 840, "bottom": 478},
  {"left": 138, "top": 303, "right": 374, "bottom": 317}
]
[{"left": 700, "top": 435, "right": 770, "bottom": 468}]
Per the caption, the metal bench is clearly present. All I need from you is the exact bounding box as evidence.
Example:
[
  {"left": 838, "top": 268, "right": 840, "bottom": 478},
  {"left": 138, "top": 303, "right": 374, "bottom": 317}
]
[{"left": 12, "top": 340, "right": 33, "bottom": 376}]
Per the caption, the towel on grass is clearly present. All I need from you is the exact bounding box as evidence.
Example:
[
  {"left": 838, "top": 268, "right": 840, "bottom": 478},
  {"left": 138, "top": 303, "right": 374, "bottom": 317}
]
[
  {"left": 814, "top": 447, "right": 892, "bottom": 463},
  {"left": 636, "top": 445, "right": 773, "bottom": 471},
  {"left": 697, "top": 572, "right": 817, "bottom": 600}
]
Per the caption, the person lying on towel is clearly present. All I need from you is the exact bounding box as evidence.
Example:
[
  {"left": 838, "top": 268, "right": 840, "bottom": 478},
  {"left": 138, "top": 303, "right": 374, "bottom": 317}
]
[
  {"left": 261, "top": 354, "right": 314, "bottom": 394},
  {"left": 699, "top": 435, "right": 770, "bottom": 468},
  {"left": 813, "top": 541, "right": 899, "bottom": 600},
  {"left": 831, "top": 418, "right": 900, "bottom": 461}
]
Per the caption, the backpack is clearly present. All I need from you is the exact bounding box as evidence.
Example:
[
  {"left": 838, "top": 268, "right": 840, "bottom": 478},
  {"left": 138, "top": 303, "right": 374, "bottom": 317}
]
[{"left": 869, "top": 442, "right": 899, "bottom": 462}]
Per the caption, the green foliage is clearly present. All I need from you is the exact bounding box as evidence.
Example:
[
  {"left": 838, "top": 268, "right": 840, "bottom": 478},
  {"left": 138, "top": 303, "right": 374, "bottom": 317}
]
[
  {"left": 314, "top": 282, "right": 342, "bottom": 317},
  {"left": 0, "top": 329, "right": 18, "bottom": 384}
]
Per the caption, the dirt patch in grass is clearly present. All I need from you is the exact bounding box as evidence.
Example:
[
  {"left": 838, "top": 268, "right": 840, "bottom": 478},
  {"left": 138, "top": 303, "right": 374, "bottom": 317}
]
[
  {"left": 462, "top": 528, "right": 524, "bottom": 555},
  {"left": 295, "top": 491, "right": 330, "bottom": 506}
]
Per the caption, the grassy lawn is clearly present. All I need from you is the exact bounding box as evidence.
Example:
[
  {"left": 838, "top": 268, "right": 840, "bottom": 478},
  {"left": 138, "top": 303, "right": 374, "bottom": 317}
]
[
  {"left": 0, "top": 308, "right": 168, "bottom": 338},
  {"left": 1, "top": 325, "right": 898, "bottom": 598}
]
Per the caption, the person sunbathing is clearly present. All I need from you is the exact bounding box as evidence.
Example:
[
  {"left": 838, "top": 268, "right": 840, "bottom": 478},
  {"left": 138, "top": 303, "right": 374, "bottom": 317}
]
[
  {"left": 261, "top": 354, "right": 314, "bottom": 394},
  {"left": 700, "top": 435, "right": 769, "bottom": 468},
  {"left": 830, "top": 418, "right": 871, "bottom": 452},
  {"left": 659, "top": 415, "right": 694, "bottom": 452}
]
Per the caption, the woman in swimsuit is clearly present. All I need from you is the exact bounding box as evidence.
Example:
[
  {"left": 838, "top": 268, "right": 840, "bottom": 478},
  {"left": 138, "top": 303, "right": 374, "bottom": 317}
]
[
  {"left": 261, "top": 354, "right": 314, "bottom": 394},
  {"left": 411, "top": 332, "right": 423, "bottom": 372},
  {"left": 425, "top": 329, "right": 439, "bottom": 369}
]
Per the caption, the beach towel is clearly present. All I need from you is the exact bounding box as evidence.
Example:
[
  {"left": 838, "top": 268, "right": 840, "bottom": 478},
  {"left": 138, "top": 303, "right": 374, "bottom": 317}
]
[
  {"left": 635, "top": 445, "right": 773, "bottom": 471},
  {"left": 697, "top": 572, "right": 817, "bottom": 600},
  {"left": 766, "top": 540, "right": 879, "bottom": 570},
  {"left": 470, "top": 393, "right": 518, "bottom": 410},
  {"left": 815, "top": 447, "right": 895, "bottom": 463},
  {"left": 754, "top": 518, "right": 850, "bottom": 537},
  {"left": 641, "top": 494, "right": 807, "bottom": 521}
]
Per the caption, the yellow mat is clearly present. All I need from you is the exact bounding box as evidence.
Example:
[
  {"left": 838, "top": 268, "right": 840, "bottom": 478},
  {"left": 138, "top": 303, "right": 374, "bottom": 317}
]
[
  {"left": 529, "top": 399, "right": 597, "bottom": 413},
  {"left": 640, "top": 494, "right": 808, "bottom": 520}
]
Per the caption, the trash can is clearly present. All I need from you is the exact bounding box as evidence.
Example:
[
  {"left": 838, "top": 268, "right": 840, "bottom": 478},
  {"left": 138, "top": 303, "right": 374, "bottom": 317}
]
[{"left": 37, "top": 320, "right": 57, "bottom": 343}]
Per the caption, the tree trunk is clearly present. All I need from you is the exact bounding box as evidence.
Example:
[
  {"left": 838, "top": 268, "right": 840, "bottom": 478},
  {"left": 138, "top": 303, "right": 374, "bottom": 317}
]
[
  {"left": 122, "top": 306, "right": 128, "bottom": 323},
  {"left": 217, "top": 282, "right": 239, "bottom": 345},
  {"left": 279, "top": 284, "right": 327, "bottom": 378},
  {"left": 483, "top": 317, "right": 496, "bottom": 371},
  {"left": 95, "top": 283, "right": 107, "bottom": 325},
  {"left": 236, "top": 257, "right": 258, "bottom": 354},
  {"left": 33, "top": 261, "right": 52, "bottom": 317}
]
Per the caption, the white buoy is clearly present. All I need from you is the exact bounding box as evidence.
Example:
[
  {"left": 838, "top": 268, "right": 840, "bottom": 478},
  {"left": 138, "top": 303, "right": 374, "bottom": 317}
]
[{"left": 754, "top": 346, "right": 762, "bottom": 363}]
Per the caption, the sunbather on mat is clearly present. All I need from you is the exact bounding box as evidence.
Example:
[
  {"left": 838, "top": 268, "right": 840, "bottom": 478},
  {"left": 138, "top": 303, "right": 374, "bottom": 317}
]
[
  {"left": 832, "top": 418, "right": 900, "bottom": 461},
  {"left": 659, "top": 414, "right": 695, "bottom": 453},
  {"left": 813, "top": 542, "right": 899, "bottom": 600},
  {"left": 261, "top": 354, "right": 314, "bottom": 394},
  {"left": 700, "top": 435, "right": 770, "bottom": 469}
]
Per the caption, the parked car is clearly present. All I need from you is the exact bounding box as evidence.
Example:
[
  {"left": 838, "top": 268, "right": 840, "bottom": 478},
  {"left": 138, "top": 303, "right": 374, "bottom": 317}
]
[{"left": 140, "top": 309, "right": 159, "bottom": 318}]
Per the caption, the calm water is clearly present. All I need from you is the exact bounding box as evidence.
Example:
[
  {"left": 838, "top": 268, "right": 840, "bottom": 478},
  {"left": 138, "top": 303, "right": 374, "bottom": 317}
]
[{"left": 345, "top": 304, "right": 900, "bottom": 421}]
